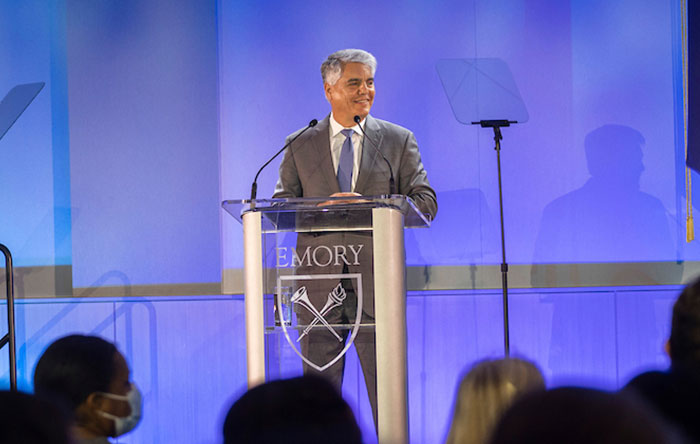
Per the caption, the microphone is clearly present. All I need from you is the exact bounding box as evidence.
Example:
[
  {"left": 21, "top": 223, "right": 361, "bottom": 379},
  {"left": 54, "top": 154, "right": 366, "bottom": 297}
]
[
  {"left": 250, "top": 119, "right": 318, "bottom": 201},
  {"left": 354, "top": 115, "right": 395, "bottom": 195}
]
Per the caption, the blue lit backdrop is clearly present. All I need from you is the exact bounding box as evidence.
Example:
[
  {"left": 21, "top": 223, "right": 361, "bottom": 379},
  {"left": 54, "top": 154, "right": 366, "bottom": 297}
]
[{"left": 0, "top": 1, "right": 692, "bottom": 443}]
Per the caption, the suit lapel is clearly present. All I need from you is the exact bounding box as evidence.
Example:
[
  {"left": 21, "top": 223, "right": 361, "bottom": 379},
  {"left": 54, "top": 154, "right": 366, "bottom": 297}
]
[
  {"left": 309, "top": 115, "right": 340, "bottom": 194},
  {"left": 355, "top": 115, "right": 384, "bottom": 194}
]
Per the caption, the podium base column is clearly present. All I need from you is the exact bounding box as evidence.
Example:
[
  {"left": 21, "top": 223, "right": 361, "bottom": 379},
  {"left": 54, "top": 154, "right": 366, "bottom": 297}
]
[
  {"left": 242, "top": 211, "right": 265, "bottom": 387},
  {"left": 372, "top": 207, "right": 408, "bottom": 444}
]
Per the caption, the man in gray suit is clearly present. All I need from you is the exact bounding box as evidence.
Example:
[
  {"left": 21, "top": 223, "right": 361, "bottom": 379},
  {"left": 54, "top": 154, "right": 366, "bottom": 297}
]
[{"left": 273, "top": 49, "right": 437, "bottom": 427}]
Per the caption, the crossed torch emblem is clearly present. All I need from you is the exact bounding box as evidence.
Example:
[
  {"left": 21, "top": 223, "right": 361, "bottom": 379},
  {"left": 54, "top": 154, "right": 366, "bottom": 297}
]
[{"left": 292, "top": 282, "right": 347, "bottom": 342}]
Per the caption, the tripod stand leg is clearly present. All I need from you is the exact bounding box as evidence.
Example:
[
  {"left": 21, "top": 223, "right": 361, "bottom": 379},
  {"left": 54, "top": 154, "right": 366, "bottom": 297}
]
[{"left": 494, "top": 129, "right": 510, "bottom": 357}]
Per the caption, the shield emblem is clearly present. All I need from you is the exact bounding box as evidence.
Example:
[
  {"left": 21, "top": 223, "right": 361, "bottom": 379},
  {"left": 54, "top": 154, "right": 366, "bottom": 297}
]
[{"left": 277, "top": 273, "right": 363, "bottom": 372}]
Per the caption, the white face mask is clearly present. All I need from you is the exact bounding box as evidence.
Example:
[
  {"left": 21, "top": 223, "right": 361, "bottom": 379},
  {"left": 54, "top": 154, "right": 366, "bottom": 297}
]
[{"left": 96, "top": 383, "right": 143, "bottom": 436}]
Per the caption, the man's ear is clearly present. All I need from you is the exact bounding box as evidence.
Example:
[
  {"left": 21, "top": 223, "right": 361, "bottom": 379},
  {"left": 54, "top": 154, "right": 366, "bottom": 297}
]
[
  {"left": 324, "top": 83, "right": 332, "bottom": 102},
  {"left": 664, "top": 339, "right": 671, "bottom": 358}
]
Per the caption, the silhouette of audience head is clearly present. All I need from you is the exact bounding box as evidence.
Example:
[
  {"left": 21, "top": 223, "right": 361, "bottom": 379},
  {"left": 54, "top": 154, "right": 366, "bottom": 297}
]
[
  {"left": 584, "top": 124, "right": 644, "bottom": 183},
  {"left": 33, "top": 334, "right": 142, "bottom": 441},
  {"left": 489, "top": 387, "right": 675, "bottom": 444},
  {"left": 0, "top": 390, "right": 71, "bottom": 444},
  {"left": 624, "top": 369, "right": 699, "bottom": 442},
  {"left": 622, "top": 277, "right": 700, "bottom": 442},
  {"left": 223, "top": 375, "right": 362, "bottom": 444},
  {"left": 668, "top": 276, "right": 700, "bottom": 370},
  {"left": 445, "top": 357, "right": 545, "bottom": 444}
]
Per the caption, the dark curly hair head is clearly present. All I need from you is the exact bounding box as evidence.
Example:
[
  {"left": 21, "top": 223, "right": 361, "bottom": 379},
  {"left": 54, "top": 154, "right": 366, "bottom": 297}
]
[
  {"left": 670, "top": 277, "right": 700, "bottom": 370},
  {"left": 33, "top": 334, "right": 118, "bottom": 412}
]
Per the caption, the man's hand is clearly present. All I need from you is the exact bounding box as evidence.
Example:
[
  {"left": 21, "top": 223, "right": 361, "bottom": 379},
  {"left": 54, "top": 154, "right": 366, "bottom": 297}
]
[{"left": 317, "top": 192, "right": 367, "bottom": 206}]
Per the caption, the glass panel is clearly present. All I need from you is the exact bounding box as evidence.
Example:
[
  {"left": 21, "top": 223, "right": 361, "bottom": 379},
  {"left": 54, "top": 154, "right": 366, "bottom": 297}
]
[
  {"left": 258, "top": 218, "right": 377, "bottom": 379},
  {"left": 0, "top": 83, "right": 45, "bottom": 141},
  {"left": 222, "top": 195, "right": 431, "bottom": 233},
  {"left": 436, "top": 58, "right": 529, "bottom": 124}
]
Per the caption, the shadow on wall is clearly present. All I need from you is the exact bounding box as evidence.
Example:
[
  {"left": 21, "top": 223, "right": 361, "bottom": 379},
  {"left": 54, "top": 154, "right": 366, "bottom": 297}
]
[
  {"left": 530, "top": 124, "right": 679, "bottom": 383},
  {"left": 531, "top": 124, "right": 679, "bottom": 286},
  {"left": 3, "top": 270, "right": 159, "bottom": 414}
]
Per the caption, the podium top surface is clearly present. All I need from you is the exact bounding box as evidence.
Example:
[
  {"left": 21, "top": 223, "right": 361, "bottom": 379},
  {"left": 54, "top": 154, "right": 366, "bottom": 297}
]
[{"left": 221, "top": 195, "right": 431, "bottom": 233}]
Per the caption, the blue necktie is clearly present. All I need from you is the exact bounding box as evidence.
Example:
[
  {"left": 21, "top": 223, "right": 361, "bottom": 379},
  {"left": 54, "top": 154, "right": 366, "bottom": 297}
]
[{"left": 337, "top": 129, "right": 354, "bottom": 192}]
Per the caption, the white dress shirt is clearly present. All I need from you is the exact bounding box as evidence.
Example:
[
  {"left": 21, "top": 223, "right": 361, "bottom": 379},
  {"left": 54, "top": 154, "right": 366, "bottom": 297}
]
[{"left": 329, "top": 113, "right": 365, "bottom": 192}]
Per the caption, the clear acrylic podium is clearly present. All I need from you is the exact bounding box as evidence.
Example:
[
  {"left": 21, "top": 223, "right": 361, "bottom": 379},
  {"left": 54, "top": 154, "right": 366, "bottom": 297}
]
[{"left": 222, "top": 195, "right": 431, "bottom": 443}]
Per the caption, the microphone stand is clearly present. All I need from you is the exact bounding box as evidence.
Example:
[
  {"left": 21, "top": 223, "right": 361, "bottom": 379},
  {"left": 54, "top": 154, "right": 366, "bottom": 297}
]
[
  {"left": 249, "top": 119, "right": 318, "bottom": 206},
  {"left": 354, "top": 115, "right": 395, "bottom": 194},
  {"left": 472, "top": 119, "right": 516, "bottom": 357}
]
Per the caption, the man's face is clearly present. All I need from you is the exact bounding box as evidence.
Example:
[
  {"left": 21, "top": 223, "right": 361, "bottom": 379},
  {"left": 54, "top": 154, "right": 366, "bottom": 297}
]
[{"left": 325, "top": 62, "right": 375, "bottom": 126}]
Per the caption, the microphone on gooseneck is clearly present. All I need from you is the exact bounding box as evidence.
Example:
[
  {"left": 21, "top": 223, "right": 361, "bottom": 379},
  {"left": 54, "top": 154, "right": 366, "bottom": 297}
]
[
  {"left": 354, "top": 115, "right": 395, "bottom": 195},
  {"left": 250, "top": 119, "right": 318, "bottom": 201}
]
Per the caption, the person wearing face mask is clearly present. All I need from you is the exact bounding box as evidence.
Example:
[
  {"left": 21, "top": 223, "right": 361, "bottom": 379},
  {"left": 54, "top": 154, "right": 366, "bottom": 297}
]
[{"left": 33, "top": 334, "right": 143, "bottom": 444}]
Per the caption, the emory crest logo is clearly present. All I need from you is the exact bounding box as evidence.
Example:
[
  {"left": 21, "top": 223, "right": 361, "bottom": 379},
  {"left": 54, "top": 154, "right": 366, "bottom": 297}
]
[{"left": 276, "top": 273, "right": 363, "bottom": 372}]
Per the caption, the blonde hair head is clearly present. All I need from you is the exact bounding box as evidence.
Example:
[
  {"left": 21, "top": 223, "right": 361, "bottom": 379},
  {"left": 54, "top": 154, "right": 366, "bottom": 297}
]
[{"left": 445, "top": 358, "right": 545, "bottom": 444}]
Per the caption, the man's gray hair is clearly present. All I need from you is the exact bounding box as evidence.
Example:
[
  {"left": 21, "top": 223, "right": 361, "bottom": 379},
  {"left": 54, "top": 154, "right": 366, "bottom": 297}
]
[{"left": 321, "top": 49, "right": 377, "bottom": 85}]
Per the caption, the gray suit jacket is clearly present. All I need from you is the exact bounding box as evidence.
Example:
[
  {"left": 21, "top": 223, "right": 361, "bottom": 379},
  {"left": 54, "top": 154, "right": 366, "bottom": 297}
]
[
  {"left": 273, "top": 114, "right": 437, "bottom": 218},
  {"left": 272, "top": 114, "right": 437, "bottom": 318}
]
